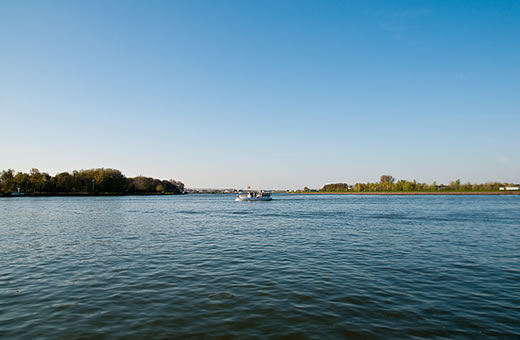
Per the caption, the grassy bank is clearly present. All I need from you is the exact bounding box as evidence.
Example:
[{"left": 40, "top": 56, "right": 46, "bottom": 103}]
[{"left": 289, "top": 191, "right": 519, "bottom": 195}]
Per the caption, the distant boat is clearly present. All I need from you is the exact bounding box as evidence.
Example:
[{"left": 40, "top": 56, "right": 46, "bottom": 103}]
[
  {"left": 11, "top": 185, "right": 24, "bottom": 196},
  {"left": 235, "top": 191, "right": 272, "bottom": 201}
]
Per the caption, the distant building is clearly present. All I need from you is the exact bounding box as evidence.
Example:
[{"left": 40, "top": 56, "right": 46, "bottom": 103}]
[{"left": 500, "top": 185, "right": 519, "bottom": 191}]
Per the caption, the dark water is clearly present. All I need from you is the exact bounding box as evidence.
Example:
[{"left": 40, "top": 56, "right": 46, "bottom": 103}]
[{"left": 1, "top": 194, "right": 519, "bottom": 338}]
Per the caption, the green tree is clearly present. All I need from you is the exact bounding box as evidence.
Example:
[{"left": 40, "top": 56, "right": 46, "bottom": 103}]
[
  {"left": 1, "top": 169, "right": 15, "bottom": 192},
  {"left": 321, "top": 183, "right": 349, "bottom": 192},
  {"left": 2, "top": 168, "right": 185, "bottom": 195},
  {"left": 14, "top": 172, "right": 30, "bottom": 191},
  {"left": 56, "top": 172, "right": 74, "bottom": 192},
  {"left": 29, "top": 168, "right": 51, "bottom": 193}
]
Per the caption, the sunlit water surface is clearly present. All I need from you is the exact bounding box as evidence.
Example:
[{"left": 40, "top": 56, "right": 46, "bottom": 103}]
[{"left": 1, "top": 194, "right": 519, "bottom": 338}]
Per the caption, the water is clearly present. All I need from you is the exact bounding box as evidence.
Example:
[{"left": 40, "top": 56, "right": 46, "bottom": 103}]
[{"left": 1, "top": 194, "right": 519, "bottom": 338}]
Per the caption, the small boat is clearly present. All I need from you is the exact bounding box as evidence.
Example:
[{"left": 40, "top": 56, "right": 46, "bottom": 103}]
[
  {"left": 11, "top": 185, "right": 24, "bottom": 196},
  {"left": 235, "top": 191, "right": 272, "bottom": 201}
]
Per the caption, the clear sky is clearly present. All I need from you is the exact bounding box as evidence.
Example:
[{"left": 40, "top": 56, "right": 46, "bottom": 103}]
[{"left": 1, "top": 0, "right": 519, "bottom": 189}]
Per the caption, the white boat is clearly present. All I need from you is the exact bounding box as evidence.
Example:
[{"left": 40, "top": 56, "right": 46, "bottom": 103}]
[
  {"left": 235, "top": 191, "right": 272, "bottom": 201},
  {"left": 11, "top": 185, "right": 24, "bottom": 196}
]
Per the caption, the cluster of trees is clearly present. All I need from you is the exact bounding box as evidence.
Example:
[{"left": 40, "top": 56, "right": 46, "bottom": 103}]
[
  {"left": 321, "top": 183, "right": 349, "bottom": 192},
  {"left": 320, "top": 175, "right": 507, "bottom": 192},
  {"left": 0, "top": 168, "right": 184, "bottom": 195}
]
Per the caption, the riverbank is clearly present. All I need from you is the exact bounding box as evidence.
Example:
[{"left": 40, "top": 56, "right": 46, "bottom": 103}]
[
  {"left": 290, "top": 191, "right": 519, "bottom": 195},
  {"left": 0, "top": 192, "right": 185, "bottom": 197},
  {"left": 0, "top": 168, "right": 185, "bottom": 196}
]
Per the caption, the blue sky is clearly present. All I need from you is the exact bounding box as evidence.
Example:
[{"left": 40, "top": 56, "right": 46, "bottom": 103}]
[{"left": 1, "top": 0, "right": 519, "bottom": 189}]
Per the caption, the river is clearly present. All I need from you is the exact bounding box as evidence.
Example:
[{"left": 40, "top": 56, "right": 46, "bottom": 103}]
[{"left": 1, "top": 194, "right": 519, "bottom": 338}]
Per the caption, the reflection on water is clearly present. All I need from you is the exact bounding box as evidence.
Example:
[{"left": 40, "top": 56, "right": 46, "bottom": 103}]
[{"left": 1, "top": 194, "right": 519, "bottom": 338}]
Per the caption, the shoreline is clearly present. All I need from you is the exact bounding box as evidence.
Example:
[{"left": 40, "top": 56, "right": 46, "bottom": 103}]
[
  {"left": 3, "top": 192, "right": 519, "bottom": 197},
  {"left": 1, "top": 192, "right": 185, "bottom": 197},
  {"left": 289, "top": 191, "right": 519, "bottom": 195}
]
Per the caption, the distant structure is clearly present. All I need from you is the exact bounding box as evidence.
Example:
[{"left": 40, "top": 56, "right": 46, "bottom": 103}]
[
  {"left": 185, "top": 188, "right": 239, "bottom": 194},
  {"left": 499, "top": 185, "right": 520, "bottom": 191}
]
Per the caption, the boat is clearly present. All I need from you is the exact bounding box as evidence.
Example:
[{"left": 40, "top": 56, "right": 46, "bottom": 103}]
[
  {"left": 11, "top": 185, "right": 24, "bottom": 196},
  {"left": 235, "top": 190, "right": 272, "bottom": 201}
]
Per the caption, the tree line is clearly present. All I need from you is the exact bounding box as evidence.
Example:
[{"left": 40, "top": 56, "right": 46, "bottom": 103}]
[
  {"left": 0, "top": 168, "right": 184, "bottom": 195},
  {"left": 319, "top": 175, "right": 509, "bottom": 192}
]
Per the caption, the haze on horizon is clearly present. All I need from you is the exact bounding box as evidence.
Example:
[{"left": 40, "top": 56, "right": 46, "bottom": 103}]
[{"left": 1, "top": 1, "right": 519, "bottom": 189}]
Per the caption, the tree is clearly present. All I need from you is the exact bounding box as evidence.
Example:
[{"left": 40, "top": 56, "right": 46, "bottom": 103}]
[
  {"left": 132, "top": 176, "right": 155, "bottom": 192},
  {"left": 0, "top": 168, "right": 185, "bottom": 195},
  {"left": 170, "top": 179, "right": 184, "bottom": 192},
  {"left": 0, "top": 169, "right": 15, "bottom": 192},
  {"left": 380, "top": 175, "right": 395, "bottom": 184},
  {"left": 56, "top": 172, "right": 74, "bottom": 192},
  {"left": 353, "top": 183, "right": 366, "bottom": 192},
  {"left": 93, "top": 168, "right": 127, "bottom": 192},
  {"left": 449, "top": 179, "right": 461, "bottom": 191},
  {"left": 321, "top": 183, "right": 349, "bottom": 192},
  {"left": 29, "top": 168, "right": 50, "bottom": 192},
  {"left": 14, "top": 172, "right": 30, "bottom": 191}
]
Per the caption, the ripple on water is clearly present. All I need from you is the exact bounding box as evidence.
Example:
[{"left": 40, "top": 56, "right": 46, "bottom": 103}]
[{"left": 0, "top": 194, "right": 519, "bottom": 338}]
